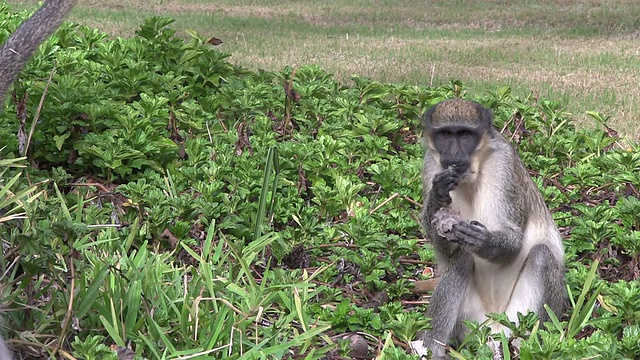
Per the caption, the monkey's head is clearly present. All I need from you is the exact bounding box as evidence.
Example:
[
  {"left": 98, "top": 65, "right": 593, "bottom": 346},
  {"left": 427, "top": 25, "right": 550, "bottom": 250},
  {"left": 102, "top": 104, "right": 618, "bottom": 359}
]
[{"left": 423, "top": 99, "right": 494, "bottom": 177}]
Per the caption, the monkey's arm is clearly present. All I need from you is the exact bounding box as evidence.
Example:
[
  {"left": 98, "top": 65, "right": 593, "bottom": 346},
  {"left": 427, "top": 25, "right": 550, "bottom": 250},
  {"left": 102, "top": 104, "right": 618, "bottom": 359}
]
[
  {"left": 0, "top": 0, "right": 78, "bottom": 103},
  {"left": 422, "top": 168, "right": 460, "bottom": 258}
]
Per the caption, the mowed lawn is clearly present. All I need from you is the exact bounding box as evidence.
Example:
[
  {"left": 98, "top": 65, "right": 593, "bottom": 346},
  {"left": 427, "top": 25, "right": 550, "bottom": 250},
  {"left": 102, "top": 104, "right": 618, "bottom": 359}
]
[{"left": 7, "top": 0, "right": 640, "bottom": 139}]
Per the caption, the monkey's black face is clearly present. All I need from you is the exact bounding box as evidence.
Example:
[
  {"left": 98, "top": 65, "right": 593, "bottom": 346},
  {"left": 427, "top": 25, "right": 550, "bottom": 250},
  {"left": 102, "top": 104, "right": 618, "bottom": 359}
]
[{"left": 431, "top": 125, "right": 481, "bottom": 175}]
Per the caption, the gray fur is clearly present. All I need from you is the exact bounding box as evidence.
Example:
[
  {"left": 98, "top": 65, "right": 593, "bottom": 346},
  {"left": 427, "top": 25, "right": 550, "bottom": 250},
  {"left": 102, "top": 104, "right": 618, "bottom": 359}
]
[
  {"left": 0, "top": 335, "right": 12, "bottom": 360},
  {"left": 421, "top": 99, "right": 566, "bottom": 359}
]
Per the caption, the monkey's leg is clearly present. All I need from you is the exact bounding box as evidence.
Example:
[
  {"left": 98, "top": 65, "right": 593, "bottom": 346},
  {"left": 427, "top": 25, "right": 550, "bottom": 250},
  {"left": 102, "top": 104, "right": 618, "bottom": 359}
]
[
  {"left": 504, "top": 244, "right": 565, "bottom": 327},
  {"left": 422, "top": 250, "right": 473, "bottom": 359}
]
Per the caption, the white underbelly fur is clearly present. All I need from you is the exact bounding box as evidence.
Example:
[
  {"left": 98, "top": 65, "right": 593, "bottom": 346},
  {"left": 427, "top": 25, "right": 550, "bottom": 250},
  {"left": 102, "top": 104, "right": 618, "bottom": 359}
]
[{"left": 461, "top": 219, "right": 545, "bottom": 324}]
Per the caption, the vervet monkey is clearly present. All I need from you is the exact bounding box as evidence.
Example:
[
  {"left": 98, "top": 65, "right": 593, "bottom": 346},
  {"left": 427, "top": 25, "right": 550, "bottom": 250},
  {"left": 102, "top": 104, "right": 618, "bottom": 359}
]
[
  {"left": 419, "top": 99, "right": 566, "bottom": 359},
  {"left": 0, "top": 0, "right": 77, "bottom": 357},
  {"left": 0, "top": 0, "right": 78, "bottom": 104}
]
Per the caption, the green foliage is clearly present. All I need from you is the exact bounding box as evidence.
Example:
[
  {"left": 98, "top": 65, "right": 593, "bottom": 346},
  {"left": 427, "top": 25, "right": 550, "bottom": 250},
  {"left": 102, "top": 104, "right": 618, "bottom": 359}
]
[
  {"left": 0, "top": 150, "right": 46, "bottom": 223},
  {"left": 1, "top": 7, "right": 639, "bottom": 360},
  {"left": 72, "top": 335, "right": 119, "bottom": 360}
]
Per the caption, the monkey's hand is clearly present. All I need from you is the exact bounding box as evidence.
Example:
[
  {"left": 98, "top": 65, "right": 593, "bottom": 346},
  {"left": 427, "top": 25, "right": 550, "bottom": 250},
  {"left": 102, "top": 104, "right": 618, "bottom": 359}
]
[
  {"left": 450, "top": 221, "right": 489, "bottom": 252},
  {"left": 430, "top": 168, "right": 459, "bottom": 207}
]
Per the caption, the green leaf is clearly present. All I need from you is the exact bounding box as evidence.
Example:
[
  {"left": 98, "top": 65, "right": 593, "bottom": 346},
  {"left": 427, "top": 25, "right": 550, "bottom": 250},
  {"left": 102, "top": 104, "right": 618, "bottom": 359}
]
[{"left": 54, "top": 133, "right": 71, "bottom": 151}]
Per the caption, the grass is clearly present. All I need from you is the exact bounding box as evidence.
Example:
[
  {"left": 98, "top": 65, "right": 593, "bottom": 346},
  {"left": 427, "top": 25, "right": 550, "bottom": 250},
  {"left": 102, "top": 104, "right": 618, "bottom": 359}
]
[{"left": 7, "top": 0, "right": 640, "bottom": 138}]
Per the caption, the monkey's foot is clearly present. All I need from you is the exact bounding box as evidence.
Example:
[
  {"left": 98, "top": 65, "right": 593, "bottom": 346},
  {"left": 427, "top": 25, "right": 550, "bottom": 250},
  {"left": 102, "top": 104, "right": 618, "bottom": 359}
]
[
  {"left": 488, "top": 336, "right": 504, "bottom": 360},
  {"left": 410, "top": 340, "right": 429, "bottom": 358}
]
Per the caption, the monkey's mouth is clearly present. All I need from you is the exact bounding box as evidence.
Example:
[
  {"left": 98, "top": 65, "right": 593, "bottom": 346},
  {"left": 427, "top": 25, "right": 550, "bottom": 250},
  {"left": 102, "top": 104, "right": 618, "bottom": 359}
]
[{"left": 448, "top": 164, "right": 470, "bottom": 176}]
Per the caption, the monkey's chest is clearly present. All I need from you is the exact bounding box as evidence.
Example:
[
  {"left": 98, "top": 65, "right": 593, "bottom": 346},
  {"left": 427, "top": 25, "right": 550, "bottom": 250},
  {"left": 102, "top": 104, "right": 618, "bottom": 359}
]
[
  {"left": 448, "top": 191, "right": 476, "bottom": 221},
  {"left": 448, "top": 176, "right": 501, "bottom": 222},
  {"left": 472, "top": 258, "right": 522, "bottom": 313}
]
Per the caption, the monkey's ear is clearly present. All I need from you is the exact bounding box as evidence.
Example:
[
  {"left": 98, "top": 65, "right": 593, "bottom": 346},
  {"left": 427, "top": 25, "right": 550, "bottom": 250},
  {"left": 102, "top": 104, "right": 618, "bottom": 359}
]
[
  {"left": 422, "top": 104, "right": 439, "bottom": 131},
  {"left": 478, "top": 104, "right": 494, "bottom": 130}
]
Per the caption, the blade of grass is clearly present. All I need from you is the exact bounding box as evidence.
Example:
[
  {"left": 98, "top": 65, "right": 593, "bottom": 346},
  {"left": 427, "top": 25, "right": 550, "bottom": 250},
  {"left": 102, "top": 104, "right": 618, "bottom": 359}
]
[
  {"left": 501, "top": 331, "right": 511, "bottom": 360},
  {"left": 253, "top": 146, "right": 279, "bottom": 240},
  {"left": 0, "top": 172, "right": 22, "bottom": 205},
  {"left": 76, "top": 264, "right": 110, "bottom": 318},
  {"left": 124, "top": 280, "right": 142, "bottom": 331},
  {"left": 266, "top": 146, "right": 280, "bottom": 223},
  {"left": 567, "top": 258, "right": 603, "bottom": 339},
  {"left": 543, "top": 303, "right": 563, "bottom": 334},
  {"left": 53, "top": 182, "right": 72, "bottom": 221},
  {"left": 205, "top": 306, "right": 231, "bottom": 349}
]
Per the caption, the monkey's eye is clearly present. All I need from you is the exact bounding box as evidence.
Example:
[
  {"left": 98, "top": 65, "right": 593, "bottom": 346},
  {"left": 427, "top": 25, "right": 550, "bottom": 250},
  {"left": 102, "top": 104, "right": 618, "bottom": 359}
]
[
  {"left": 459, "top": 131, "right": 472, "bottom": 139},
  {"left": 439, "top": 131, "right": 452, "bottom": 138}
]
